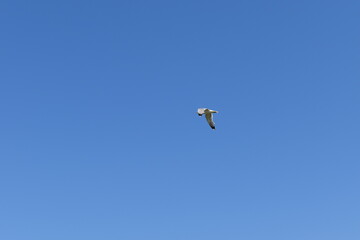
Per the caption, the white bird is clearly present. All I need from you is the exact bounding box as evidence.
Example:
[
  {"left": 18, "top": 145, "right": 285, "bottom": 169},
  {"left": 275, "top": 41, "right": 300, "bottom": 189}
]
[{"left": 197, "top": 108, "right": 218, "bottom": 129}]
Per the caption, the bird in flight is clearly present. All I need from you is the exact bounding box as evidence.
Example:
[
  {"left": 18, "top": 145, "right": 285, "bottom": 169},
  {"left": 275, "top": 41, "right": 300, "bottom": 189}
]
[{"left": 197, "top": 108, "right": 218, "bottom": 129}]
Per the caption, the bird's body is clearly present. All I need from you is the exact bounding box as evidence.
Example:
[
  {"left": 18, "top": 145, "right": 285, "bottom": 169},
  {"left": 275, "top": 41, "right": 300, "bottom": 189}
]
[{"left": 197, "top": 108, "right": 218, "bottom": 129}]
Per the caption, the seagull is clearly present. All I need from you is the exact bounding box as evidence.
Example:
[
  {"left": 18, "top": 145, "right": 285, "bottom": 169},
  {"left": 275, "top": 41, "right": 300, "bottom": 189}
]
[{"left": 197, "top": 108, "right": 218, "bottom": 129}]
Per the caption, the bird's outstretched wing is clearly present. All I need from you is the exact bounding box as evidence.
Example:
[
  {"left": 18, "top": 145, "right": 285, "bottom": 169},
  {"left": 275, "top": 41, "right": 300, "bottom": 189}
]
[{"left": 205, "top": 113, "right": 215, "bottom": 129}]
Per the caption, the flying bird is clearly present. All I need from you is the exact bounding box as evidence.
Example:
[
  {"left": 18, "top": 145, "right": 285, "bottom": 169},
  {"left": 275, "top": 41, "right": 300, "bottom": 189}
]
[{"left": 197, "top": 108, "right": 218, "bottom": 129}]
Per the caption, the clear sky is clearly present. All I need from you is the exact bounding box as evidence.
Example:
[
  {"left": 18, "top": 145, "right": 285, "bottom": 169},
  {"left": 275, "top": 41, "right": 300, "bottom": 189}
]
[{"left": 1, "top": 0, "right": 359, "bottom": 239}]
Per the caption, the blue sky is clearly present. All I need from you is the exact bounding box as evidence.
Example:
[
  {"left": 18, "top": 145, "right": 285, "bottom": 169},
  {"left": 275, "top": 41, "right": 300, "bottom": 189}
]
[{"left": 1, "top": 0, "right": 359, "bottom": 239}]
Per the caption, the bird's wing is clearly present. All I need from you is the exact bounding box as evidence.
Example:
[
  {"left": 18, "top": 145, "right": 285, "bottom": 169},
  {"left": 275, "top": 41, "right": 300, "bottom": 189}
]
[
  {"left": 205, "top": 113, "right": 215, "bottom": 129},
  {"left": 197, "top": 108, "right": 206, "bottom": 115}
]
